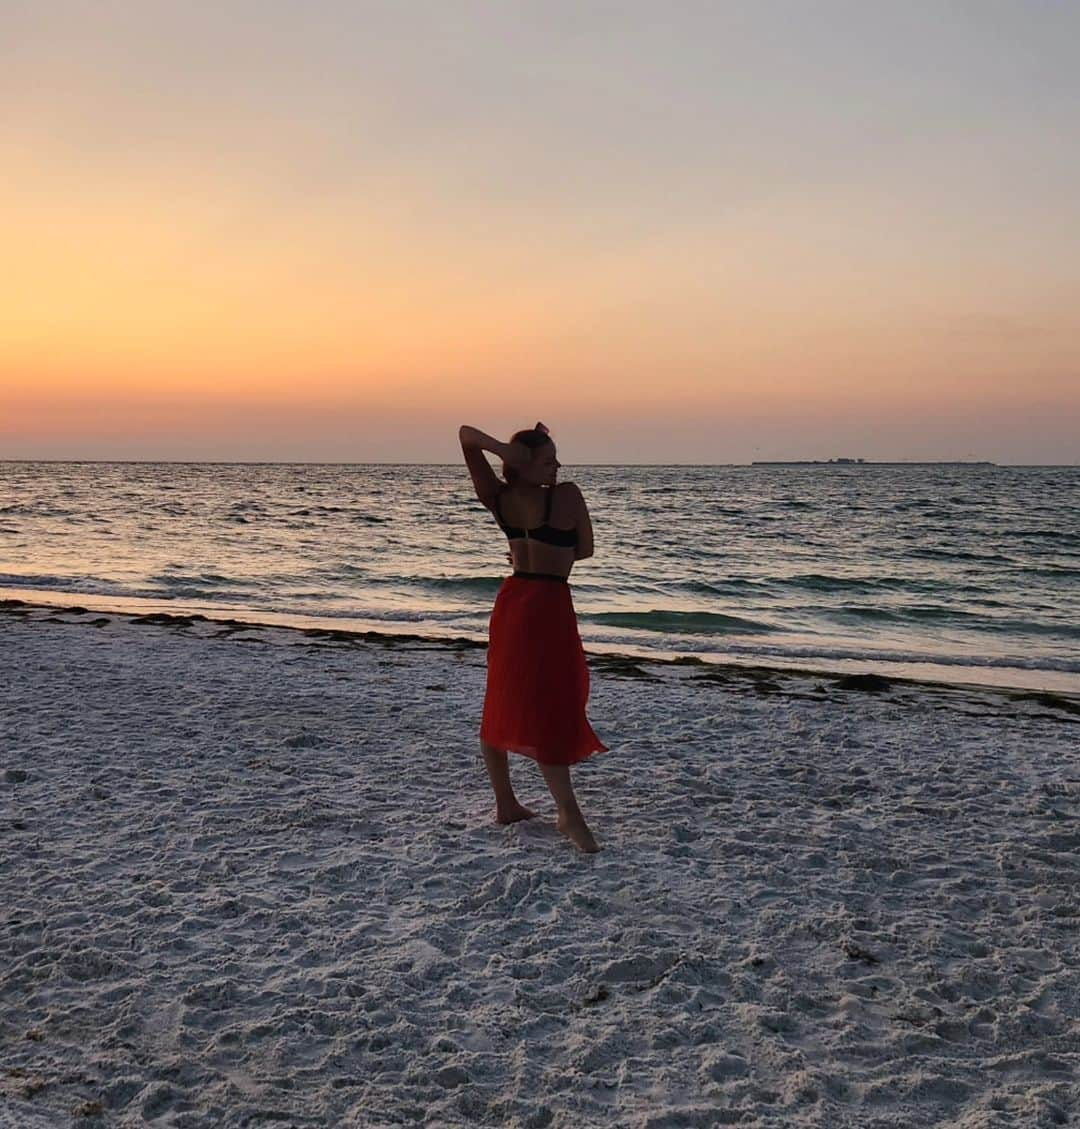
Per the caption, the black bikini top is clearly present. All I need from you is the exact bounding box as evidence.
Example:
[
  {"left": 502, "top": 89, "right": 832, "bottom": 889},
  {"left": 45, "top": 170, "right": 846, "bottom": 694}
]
[{"left": 495, "top": 488, "right": 578, "bottom": 548}]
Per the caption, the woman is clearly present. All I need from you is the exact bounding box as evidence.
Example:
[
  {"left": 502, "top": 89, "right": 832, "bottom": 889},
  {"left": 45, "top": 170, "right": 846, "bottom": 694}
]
[{"left": 459, "top": 422, "right": 607, "bottom": 853}]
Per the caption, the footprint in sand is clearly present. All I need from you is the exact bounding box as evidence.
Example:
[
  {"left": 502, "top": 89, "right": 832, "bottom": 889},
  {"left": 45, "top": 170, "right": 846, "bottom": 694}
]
[{"left": 284, "top": 732, "right": 325, "bottom": 748}]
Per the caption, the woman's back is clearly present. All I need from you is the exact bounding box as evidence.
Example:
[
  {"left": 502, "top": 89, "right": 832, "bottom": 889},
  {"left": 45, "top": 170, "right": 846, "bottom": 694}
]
[{"left": 495, "top": 484, "right": 579, "bottom": 578}]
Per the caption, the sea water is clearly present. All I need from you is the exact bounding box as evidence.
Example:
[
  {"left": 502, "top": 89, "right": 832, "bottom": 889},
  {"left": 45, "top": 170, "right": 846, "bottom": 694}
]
[{"left": 2, "top": 462, "right": 1077, "bottom": 693}]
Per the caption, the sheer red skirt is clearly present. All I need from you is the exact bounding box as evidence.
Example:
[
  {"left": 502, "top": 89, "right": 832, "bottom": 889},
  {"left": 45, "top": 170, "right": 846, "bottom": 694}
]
[{"left": 480, "top": 574, "right": 608, "bottom": 766}]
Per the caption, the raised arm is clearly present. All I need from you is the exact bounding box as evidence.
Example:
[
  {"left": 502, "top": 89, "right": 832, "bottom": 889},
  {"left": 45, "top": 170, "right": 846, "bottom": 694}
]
[{"left": 459, "top": 425, "right": 512, "bottom": 510}]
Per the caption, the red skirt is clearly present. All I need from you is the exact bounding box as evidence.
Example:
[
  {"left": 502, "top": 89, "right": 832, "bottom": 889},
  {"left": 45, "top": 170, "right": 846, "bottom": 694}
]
[{"left": 480, "top": 573, "right": 608, "bottom": 766}]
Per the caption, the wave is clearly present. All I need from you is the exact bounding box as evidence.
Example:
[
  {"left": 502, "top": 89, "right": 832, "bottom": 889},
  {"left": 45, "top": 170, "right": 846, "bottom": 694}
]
[
  {"left": 420, "top": 575, "right": 505, "bottom": 594},
  {"left": 581, "top": 609, "right": 778, "bottom": 635},
  {"left": 821, "top": 604, "right": 1080, "bottom": 639},
  {"left": 308, "top": 570, "right": 505, "bottom": 594},
  {"left": 678, "top": 578, "right": 773, "bottom": 597},
  {"left": 281, "top": 506, "right": 389, "bottom": 522},
  {"left": 1021, "top": 566, "right": 1080, "bottom": 580},
  {"left": 0, "top": 504, "right": 76, "bottom": 518},
  {"left": 146, "top": 587, "right": 266, "bottom": 602},
  {"left": 0, "top": 572, "right": 112, "bottom": 590},
  {"left": 147, "top": 571, "right": 257, "bottom": 589},
  {"left": 1000, "top": 528, "right": 1080, "bottom": 544},
  {"left": 0, "top": 575, "right": 244, "bottom": 606},
  {"left": 904, "top": 547, "right": 1016, "bottom": 564},
  {"left": 710, "top": 640, "right": 1080, "bottom": 676},
  {"left": 776, "top": 573, "right": 940, "bottom": 595},
  {"left": 678, "top": 574, "right": 995, "bottom": 599}
]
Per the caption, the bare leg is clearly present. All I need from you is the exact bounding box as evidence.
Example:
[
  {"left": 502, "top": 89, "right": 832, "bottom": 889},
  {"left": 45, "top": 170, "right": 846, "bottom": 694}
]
[
  {"left": 538, "top": 763, "right": 599, "bottom": 853},
  {"left": 481, "top": 741, "right": 536, "bottom": 824}
]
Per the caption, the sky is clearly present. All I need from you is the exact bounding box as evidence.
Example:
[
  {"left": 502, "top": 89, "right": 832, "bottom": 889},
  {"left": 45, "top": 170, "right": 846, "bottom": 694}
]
[{"left": 2, "top": 0, "right": 1078, "bottom": 463}]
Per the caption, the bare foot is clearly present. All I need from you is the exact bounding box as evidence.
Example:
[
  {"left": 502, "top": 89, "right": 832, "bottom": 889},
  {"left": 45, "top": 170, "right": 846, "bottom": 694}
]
[
  {"left": 556, "top": 812, "right": 600, "bottom": 853},
  {"left": 495, "top": 801, "right": 537, "bottom": 825}
]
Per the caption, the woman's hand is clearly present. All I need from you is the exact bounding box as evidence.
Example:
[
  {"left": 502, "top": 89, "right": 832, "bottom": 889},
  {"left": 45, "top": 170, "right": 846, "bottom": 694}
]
[{"left": 459, "top": 426, "right": 529, "bottom": 465}]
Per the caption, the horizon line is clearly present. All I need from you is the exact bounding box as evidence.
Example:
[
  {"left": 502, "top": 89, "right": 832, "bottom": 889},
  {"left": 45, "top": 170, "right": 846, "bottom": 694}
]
[{"left": 2, "top": 458, "right": 1077, "bottom": 468}]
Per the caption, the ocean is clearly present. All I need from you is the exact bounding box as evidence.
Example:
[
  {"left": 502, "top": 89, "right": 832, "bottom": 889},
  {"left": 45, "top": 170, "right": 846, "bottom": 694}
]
[{"left": 2, "top": 461, "right": 1077, "bottom": 693}]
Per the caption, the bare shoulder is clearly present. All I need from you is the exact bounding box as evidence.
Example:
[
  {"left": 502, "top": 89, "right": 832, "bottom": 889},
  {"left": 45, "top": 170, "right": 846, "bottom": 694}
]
[
  {"left": 554, "top": 481, "right": 584, "bottom": 502},
  {"left": 554, "top": 480, "right": 586, "bottom": 515}
]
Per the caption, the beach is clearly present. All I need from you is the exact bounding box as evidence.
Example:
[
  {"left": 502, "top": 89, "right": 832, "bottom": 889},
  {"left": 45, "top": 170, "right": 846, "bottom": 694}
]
[{"left": 2, "top": 600, "right": 1079, "bottom": 1128}]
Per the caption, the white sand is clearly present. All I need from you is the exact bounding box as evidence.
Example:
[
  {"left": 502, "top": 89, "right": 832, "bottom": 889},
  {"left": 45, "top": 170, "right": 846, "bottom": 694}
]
[{"left": 1, "top": 603, "right": 1078, "bottom": 1128}]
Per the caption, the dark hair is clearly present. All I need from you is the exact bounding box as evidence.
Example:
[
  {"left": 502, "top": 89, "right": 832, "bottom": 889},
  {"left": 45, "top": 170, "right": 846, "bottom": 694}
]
[{"left": 502, "top": 427, "right": 554, "bottom": 484}]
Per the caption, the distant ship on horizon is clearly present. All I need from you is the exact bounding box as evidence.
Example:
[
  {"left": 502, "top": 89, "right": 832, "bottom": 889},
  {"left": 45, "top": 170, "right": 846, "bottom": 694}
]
[{"left": 751, "top": 458, "right": 997, "bottom": 466}]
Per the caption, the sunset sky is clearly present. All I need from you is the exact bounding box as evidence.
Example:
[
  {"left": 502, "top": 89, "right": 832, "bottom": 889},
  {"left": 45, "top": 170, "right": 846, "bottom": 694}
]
[{"left": 3, "top": 1, "right": 1078, "bottom": 463}]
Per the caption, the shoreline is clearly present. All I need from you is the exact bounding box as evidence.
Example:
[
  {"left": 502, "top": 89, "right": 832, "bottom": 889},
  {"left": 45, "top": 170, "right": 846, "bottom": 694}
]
[{"left": 3, "top": 593, "right": 1079, "bottom": 718}]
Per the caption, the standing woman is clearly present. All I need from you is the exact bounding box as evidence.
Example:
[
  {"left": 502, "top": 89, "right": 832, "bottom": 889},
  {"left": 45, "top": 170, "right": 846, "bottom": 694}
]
[{"left": 459, "top": 422, "right": 607, "bottom": 853}]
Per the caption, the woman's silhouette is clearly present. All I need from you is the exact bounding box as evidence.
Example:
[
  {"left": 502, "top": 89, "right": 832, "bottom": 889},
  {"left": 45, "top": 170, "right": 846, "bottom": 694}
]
[{"left": 459, "top": 422, "right": 607, "bottom": 852}]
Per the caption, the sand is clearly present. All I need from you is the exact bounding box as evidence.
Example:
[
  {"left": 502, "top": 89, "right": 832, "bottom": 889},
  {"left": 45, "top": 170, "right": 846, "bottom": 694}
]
[{"left": 1, "top": 601, "right": 1079, "bottom": 1128}]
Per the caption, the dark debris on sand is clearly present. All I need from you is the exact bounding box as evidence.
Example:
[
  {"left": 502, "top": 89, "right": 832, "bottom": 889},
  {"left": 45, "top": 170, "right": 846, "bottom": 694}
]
[
  {"left": 832, "top": 673, "right": 893, "bottom": 694},
  {"left": 1011, "top": 692, "right": 1080, "bottom": 717},
  {"left": 129, "top": 613, "right": 209, "bottom": 627}
]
